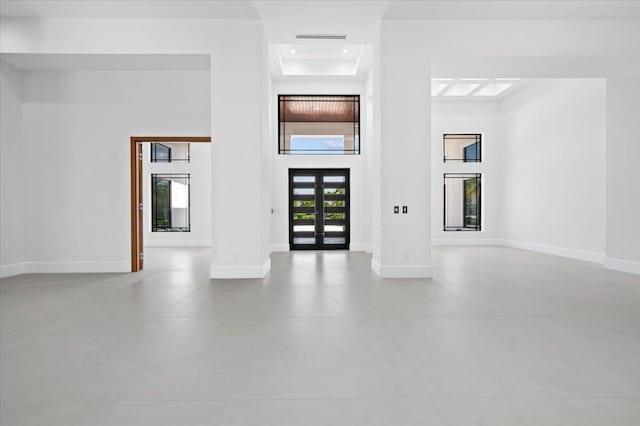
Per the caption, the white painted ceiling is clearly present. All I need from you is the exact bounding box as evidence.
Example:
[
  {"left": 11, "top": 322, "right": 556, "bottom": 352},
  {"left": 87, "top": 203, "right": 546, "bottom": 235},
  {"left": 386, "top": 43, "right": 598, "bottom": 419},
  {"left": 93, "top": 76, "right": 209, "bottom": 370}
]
[
  {"left": 0, "top": 53, "right": 211, "bottom": 70},
  {"left": 0, "top": 1, "right": 260, "bottom": 19},
  {"left": 2, "top": 1, "right": 638, "bottom": 79},
  {"left": 1, "top": 1, "right": 639, "bottom": 22}
]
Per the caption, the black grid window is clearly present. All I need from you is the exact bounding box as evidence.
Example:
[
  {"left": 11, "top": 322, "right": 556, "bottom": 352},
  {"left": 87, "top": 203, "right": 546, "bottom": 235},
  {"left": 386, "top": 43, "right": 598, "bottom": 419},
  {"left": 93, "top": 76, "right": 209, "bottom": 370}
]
[
  {"left": 151, "top": 174, "right": 191, "bottom": 232},
  {"left": 151, "top": 142, "right": 190, "bottom": 163},
  {"left": 443, "top": 134, "right": 481, "bottom": 162},
  {"left": 278, "top": 95, "right": 360, "bottom": 155},
  {"left": 444, "top": 173, "right": 481, "bottom": 231}
]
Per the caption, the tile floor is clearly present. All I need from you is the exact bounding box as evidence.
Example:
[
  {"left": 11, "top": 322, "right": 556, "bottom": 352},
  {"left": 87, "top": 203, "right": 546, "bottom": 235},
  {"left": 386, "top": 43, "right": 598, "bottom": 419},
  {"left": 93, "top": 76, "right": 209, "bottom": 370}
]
[{"left": 1, "top": 246, "right": 639, "bottom": 425}]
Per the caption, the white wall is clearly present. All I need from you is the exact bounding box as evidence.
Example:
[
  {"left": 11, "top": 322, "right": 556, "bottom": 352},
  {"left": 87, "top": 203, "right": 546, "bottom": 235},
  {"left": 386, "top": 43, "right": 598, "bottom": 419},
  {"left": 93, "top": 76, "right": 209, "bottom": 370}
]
[
  {"left": 270, "top": 77, "right": 371, "bottom": 252},
  {"left": 0, "top": 61, "right": 24, "bottom": 277},
  {"left": 142, "top": 142, "right": 211, "bottom": 247},
  {"left": 20, "top": 69, "right": 210, "bottom": 272},
  {"left": 500, "top": 79, "right": 607, "bottom": 262},
  {"left": 375, "top": 22, "right": 432, "bottom": 278},
  {"left": 431, "top": 101, "right": 502, "bottom": 244},
  {"left": 209, "top": 27, "right": 269, "bottom": 279},
  {"left": 605, "top": 75, "right": 640, "bottom": 274}
]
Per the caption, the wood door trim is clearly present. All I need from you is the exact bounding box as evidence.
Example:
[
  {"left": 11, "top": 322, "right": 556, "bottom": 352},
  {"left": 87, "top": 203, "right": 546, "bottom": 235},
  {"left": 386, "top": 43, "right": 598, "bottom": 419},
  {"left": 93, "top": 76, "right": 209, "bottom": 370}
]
[{"left": 130, "top": 136, "right": 211, "bottom": 272}]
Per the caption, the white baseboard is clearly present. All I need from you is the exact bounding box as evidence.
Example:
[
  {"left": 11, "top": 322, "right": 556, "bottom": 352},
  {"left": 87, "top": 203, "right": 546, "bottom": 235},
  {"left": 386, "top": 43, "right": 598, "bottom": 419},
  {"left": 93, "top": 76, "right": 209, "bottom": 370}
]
[
  {"left": 499, "top": 239, "right": 604, "bottom": 264},
  {"left": 19, "top": 261, "right": 130, "bottom": 274},
  {"left": 371, "top": 259, "right": 381, "bottom": 276},
  {"left": 350, "top": 242, "right": 372, "bottom": 253},
  {"left": 145, "top": 240, "right": 211, "bottom": 247},
  {"left": 432, "top": 238, "right": 502, "bottom": 246},
  {"left": 371, "top": 259, "right": 433, "bottom": 278},
  {"left": 604, "top": 257, "right": 640, "bottom": 275},
  {"left": 1, "top": 263, "right": 25, "bottom": 278},
  {"left": 270, "top": 243, "right": 290, "bottom": 253},
  {"left": 210, "top": 259, "right": 271, "bottom": 279}
]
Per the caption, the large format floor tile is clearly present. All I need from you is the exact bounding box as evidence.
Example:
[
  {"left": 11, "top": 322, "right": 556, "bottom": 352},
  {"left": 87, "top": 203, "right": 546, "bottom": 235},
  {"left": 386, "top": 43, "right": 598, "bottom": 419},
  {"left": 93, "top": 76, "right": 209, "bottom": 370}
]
[{"left": 1, "top": 246, "right": 639, "bottom": 425}]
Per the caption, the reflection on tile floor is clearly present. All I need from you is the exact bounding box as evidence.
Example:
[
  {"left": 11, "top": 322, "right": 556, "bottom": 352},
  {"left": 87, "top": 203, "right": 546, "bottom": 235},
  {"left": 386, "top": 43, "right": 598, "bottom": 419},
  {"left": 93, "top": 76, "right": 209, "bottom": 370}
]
[{"left": 1, "top": 246, "right": 640, "bottom": 425}]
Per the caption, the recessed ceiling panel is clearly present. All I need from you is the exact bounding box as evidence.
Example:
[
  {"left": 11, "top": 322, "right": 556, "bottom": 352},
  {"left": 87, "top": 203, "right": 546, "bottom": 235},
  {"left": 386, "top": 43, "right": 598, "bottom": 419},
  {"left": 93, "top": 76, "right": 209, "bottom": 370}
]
[
  {"left": 474, "top": 83, "right": 512, "bottom": 96},
  {"left": 443, "top": 83, "right": 480, "bottom": 96},
  {"left": 431, "top": 83, "right": 448, "bottom": 96},
  {"left": 276, "top": 44, "right": 363, "bottom": 76},
  {"left": 432, "top": 78, "right": 528, "bottom": 99}
]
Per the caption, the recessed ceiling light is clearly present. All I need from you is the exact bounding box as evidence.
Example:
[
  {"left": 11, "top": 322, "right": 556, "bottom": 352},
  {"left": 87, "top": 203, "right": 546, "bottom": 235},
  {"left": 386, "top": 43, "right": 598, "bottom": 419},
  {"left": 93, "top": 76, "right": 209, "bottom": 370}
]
[
  {"left": 443, "top": 83, "right": 480, "bottom": 96},
  {"left": 474, "top": 83, "right": 513, "bottom": 96},
  {"left": 460, "top": 78, "right": 488, "bottom": 81},
  {"left": 431, "top": 83, "right": 448, "bottom": 96},
  {"left": 342, "top": 48, "right": 348, "bottom": 54},
  {"left": 290, "top": 48, "right": 296, "bottom": 54}
]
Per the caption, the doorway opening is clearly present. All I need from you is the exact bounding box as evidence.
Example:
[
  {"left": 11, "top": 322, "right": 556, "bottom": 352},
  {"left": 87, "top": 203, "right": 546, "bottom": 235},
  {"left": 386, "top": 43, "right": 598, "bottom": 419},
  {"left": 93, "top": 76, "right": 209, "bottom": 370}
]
[
  {"left": 289, "top": 168, "right": 350, "bottom": 250},
  {"left": 130, "top": 136, "right": 211, "bottom": 272}
]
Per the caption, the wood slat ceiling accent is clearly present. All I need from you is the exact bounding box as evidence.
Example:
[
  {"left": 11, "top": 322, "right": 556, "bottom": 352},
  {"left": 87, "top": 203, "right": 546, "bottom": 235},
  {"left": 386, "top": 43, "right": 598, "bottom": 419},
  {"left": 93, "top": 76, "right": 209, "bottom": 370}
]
[{"left": 280, "top": 95, "right": 359, "bottom": 123}]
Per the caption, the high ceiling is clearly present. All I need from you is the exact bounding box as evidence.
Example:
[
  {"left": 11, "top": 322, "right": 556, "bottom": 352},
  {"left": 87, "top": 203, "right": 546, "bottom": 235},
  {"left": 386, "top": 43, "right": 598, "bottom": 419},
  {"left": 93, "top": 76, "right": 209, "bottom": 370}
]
[
  {"left": 2, "top": 1, "right": 638, "bottom": 80},
  {"left": 1, "top": 0, "right": 639, "bottom": 21},
  {"left": 0, "top": 53, "right": 211, "bottom": 71}
]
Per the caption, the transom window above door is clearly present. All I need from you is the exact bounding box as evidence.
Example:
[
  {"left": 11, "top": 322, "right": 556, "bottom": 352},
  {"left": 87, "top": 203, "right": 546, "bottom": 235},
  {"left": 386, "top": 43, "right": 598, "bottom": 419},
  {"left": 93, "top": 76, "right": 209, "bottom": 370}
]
[
  {"left": 150, "top": 142, "right": 190, "bottom": 163},
  {"left": 443, "top": 134, "right": 481, "bottom": 162},
  {"left": 278, "top": 95, "right": 360, "bottom": 155}
]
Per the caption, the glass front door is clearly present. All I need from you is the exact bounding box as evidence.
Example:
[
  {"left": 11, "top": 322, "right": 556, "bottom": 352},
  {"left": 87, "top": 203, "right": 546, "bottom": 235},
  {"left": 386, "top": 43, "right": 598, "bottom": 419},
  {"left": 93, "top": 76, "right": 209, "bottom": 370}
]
[{"left": 289, "top": 169, "right": 350, "bottom": 250}]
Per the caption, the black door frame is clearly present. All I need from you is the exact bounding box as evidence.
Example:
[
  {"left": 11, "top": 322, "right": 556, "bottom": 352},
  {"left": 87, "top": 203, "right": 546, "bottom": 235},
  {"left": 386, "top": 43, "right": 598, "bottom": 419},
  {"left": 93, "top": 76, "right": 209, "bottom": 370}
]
[{"left": 289, "top": 168, "right": 350, "bottom": 250}]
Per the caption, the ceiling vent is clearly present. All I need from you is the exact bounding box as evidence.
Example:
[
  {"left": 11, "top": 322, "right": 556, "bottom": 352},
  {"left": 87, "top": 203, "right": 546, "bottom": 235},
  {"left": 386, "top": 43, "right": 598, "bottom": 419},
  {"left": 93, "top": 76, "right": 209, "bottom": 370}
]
[{"left": 295, "top": 34, "right": 347, "bottom": 40}]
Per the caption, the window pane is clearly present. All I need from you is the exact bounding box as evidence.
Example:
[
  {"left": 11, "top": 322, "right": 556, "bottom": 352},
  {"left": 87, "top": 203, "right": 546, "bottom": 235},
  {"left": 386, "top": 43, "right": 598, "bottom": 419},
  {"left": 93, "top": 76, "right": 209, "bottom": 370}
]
[
  {"left": 293, "top": 213, "right": 315, "bottom": 220},
  {"left": 443, "top": 134, "right": 481, "bottom": 162},
  {"left": 290, "top": 136, "right": 345, "bottom": 154},
  {"left": 293, "top": 188, "right": 314, "bottom": 195},
  {"left": 324, "top": 237, "right": 346, "bottom": 244},
  {"left": 152, "top": 174, "right": 190, "bottom": 232},
  {"left": 324, "top": 213, "right": 345, "bottom": 220},
  {"left": 293, "top": 237, "right": 316, "bottom": 244},
  {"left": 324, "top": 187, "right": 345, "bottom": 195},
  {"left": 293, "top": 200, "right": 315, "bottom": 208}
]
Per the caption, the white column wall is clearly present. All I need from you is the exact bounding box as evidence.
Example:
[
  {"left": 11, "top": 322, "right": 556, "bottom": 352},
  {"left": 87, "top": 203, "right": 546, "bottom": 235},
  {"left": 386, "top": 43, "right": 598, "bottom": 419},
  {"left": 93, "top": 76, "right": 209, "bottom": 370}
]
[
  {"left": 605, "top": 73, "right": 640, "bottom": 274},
  {"left": 0, "top": 61, "right": 24, "bottom": 278},
  {"left": 374, "top": 22, "right": 432, "bottom": 278},
  {"left": 209, "top": 27, "right": 270, "bottom": 278}
]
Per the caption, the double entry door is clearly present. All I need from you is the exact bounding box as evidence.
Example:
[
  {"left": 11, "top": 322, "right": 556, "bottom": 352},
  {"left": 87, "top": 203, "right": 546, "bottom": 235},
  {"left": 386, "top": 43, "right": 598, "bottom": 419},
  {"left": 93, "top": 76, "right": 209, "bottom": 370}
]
[{"left": 289, "top": 169, "right": 350, "bottom": 250}]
